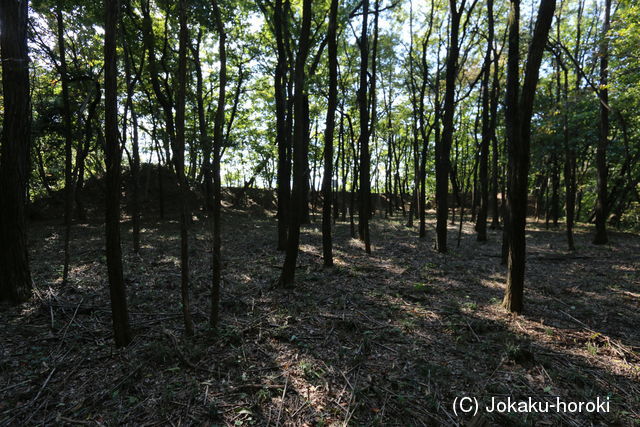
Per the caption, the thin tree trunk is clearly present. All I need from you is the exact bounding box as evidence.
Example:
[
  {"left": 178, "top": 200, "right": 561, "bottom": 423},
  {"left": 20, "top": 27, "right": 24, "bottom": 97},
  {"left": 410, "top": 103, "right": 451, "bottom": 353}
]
[
  {"left": 192, "top": 30, "right": 213, "bottom": 213},
  {"left": 436, "top": 0, "right": 463, "bottom": 253},
  {"left": 562, "top": 67, "right": 575, "bottom": 250},
  {"left": 301, "top": 98, "right": 311, "bottom": 224},
  {"left": 322, "top": 0, "right": 339, "bottom": 267},
  {"left": 176, "top": 0, "right": 194, "bottom": 335},
  {"left": 358, "top": 0, "right": 372, "bottom": 254},
  {"left": 489, "top": 56, "right": 501, "bottom": 229},
  {"left": 210, "top": 0, "right": 226, "bottom": 329},
  {"left": 476, "top": 0, "right": 494, "bottom": 241},
  {"left": 57, "top": 5, "right": 74, "bottom": 284},
  {"left": 274, "top": 0, "right": 290, "bottom": 250},
  {"left": 418, "top": 21, "right": 434, "bottom": 238},
  {"left": 75, "top": 81, "right": 101, "bottom": 221},
  {"left": 123, "top": 35, "right": 141, "bottom": 253},
  {"left": 333, "top": 107, "right": 344, "bottom": 221},
  {"left": 348, "top": 114, "right": 359, "bottom": 238},
  {"left": 593, "top": 0, "right": 610, "bottom": 244},
  {"left": 340, "top": 108, "right": 348, "bottom": 221},
  {"left": 407, "top": 0, "right": 417, "bottom": 228},
  {"left": 104, "top": 0, "right": 132, "bottom": 346},
  {"left": 550, "top": 152, "right": 560, "bottom": 227}
]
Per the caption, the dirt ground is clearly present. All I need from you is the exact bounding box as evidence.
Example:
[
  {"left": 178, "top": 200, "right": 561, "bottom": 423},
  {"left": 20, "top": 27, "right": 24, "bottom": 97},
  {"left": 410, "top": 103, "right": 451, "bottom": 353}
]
[{"left": 1, "top": 206, "right": 639, "bottom": 426}]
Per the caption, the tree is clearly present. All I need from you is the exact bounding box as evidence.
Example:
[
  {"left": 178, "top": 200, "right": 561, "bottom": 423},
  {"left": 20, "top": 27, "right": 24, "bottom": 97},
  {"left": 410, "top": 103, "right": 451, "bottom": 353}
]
[
  {"left": 502, "top": 0, "right": 557, "bottom": 313},
  {"left": 56, "top": 3, "right": 74, "bottom": 284},
  {"left": 0, "top": 0, "right": 33, "bottom": 304},
  {"left": 358, "top": 0, "right": 372, "bottom": 254},
  {"left": 122, "top": 17, "right": 143, "bottom": 254},
  {"left": 593, "top": 0, "right": 611, "bottom": 245},
  {"left": 104, "top": 0, "right": 132, "bottom": 346},
  {"left": 210, "top": 0, "right": 226, "bottom": 329},
  {"left": 278, "top": 0, "right": 312, "bottom": 287},
  {"left": 321, "top": 0, "right": 339, "bottom": 267},
  {"left": 436, "top": 0, "right": 464, "bottom": 253},
  {"left": 476, "top": 0, "right": 494, "bottom": 242},
  {"left": 175, "top": 0, "right": 194, "bottom": 335},
  {"left": 273, "top": 0, "right": 291, "bottom": 251}
]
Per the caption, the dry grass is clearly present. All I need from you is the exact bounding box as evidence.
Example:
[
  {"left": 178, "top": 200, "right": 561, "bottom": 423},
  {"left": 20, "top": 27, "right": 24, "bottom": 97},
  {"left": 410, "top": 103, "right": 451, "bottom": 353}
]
[{"left": 1, "top": 206, "right": 638, "bottom": 426}]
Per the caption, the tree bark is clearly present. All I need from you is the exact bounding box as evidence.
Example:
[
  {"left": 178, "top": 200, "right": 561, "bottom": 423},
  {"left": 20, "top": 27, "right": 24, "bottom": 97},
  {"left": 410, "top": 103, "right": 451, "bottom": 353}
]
[
  {"left": 104, "top": 0, "right": 132, "bottom": 346},
  {"left": 593, "top": 0, "right": 610, "bottom": 244},
  {"left": 56, "top": 4, "right": 74, "bottom": 284},
  {"left": 358, "top": 0, "right": 372, "bottom": 254},
  {"left": 476, "top": 0, "right": 494, "bottom": 241},
  {"left": 274, "top": 0, "right": 291, "bottom": 250},
  {"left": 0, "top": 0, "right": 32, "bottom": 303},
  {"left": 210, "top": 0, "right": 226, "bottom": 330},
  {"left": 176, "top": 0, "right": 194, "bottom": 335},
  {"left": 489, "top": 51, "right": 501, "bottom": 229},
  {"left": 322, "top": 0, "right": 339, "bottom": 267},
  {"left": 192, "top": 30, "right": 213, "bottom": 213},
  {"left": 436, "top": 0, "right": 463, "bottom": 253},
  {"left": 562, "top": 67, "right": 576, "bottom": 250},
  {"left": 550, "top": 151, "right": 560, "bottom": 227},
  {"left": 278, "top": 0, "right": 312, "bottom": 287},
  {"left": 74, "top": 81, "right": 101, "bottom": 221},
  {"left": 123, "top": 33, "right": 141, "bottom": 253},
  {"left": 502, "top": 0, "right": 556, "bottom": 313}
]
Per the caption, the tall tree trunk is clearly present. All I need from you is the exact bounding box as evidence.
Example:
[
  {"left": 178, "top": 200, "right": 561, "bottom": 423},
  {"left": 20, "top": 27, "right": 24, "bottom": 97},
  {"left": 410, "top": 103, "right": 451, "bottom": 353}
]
[
  {"left": 563, "top": 67, "right": 575, "bottom": 250},
  {"left": 436, "top": 0, "right": 463, "bottom": 253},
  {"left": 347, "top": 114, "right": 359, "bottom": 237},
  {"left": 502, "top": 0, "right": 556, "bottom": 313},
  {"left": 301, "top": 97, "right": 311, "bottom": 224},
  {"left": 502, "top": 0, "right": 522, "bottom": 308},
  {"left": 104, "top": 0, "right": 132, "bottom": 346},
  {"left": 322, "top": 0, "right": 339, "bottom": 267},
  {"left": 565, "top": 0, "right": 584, "bottom": 249},
  {"left": 339, "top": 106, "right": 348, "bottom": 221},
  {"left": 310, "top": 119, "right": 319, "bottom": 220},
  {"left": 176, "top": 0, "right": 194, "bottom": 335},
  {"left": 274, "top": 0, "right": 291, "bottom": 250},
  {"left": 550, "top": 151, "right": 560, "bottom": 227},
  {"left": 489, "top": 54, "right": 501, "bottom": 229},
  {"left": 593, "top": 0, "right": 610, "bottom": 245},
  {"left": 123, "top": 35, "right": 141, "bottom": 253},
  {"left": 210, "top": 0, "right": 226, "bottom": 329},
  {"left": 278, "top": 0, "right": 312, "bottom": 287},
  {"left": 57, "top": 4, "right": 74, "bottom": 284},
  {"left": 0, "top": 0, "right": 33, "bottom": 303},
  {"left": 476, "top": 0, "right": 494, "bottom": 241},
  {"left": 333, "top": 108, "right": 343, "bottom": 221},
  {"left": 407, "top": 0, "right": 417, "bottom": 228},
  {"left": 358, "top": 0, "right": 372, "bottom": 254},
  {"left": 368, "top": 0, "right": 380, "bottom": 222},
  {"left": 418, "top": 18, "right": 434, "bottom": 238},
  {"left": 192, "top": 30, "right": 213, "bottom": 213}
]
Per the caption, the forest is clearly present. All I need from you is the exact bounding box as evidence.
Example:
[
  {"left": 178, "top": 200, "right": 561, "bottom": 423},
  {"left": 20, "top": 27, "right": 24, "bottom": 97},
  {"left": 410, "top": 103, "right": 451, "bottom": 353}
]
[{"left": 0, "top": 0, "right": 639, "bottom": 424}]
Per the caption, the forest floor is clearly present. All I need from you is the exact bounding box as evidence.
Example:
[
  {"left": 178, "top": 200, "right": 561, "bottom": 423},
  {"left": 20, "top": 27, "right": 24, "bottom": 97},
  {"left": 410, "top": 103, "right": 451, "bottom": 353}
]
[{"left": 1, "top": 205, "right": 639, "bottom": 426}]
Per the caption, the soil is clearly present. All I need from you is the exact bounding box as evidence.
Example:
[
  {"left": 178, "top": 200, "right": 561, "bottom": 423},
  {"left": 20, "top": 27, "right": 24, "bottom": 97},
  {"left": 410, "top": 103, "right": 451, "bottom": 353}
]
[{"left": 1, "top": 203, "right": 638, "bottom": 426}]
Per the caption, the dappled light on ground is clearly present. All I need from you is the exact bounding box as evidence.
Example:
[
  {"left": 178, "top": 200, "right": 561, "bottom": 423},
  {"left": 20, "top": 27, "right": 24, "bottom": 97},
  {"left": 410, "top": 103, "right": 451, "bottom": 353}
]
[{"left": 1, "top": 211, "right": 638, "bottom": 425}]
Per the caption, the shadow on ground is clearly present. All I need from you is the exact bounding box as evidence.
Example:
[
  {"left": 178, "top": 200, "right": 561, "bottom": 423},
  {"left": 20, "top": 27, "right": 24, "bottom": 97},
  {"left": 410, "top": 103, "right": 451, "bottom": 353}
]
[{"left": 1, "top": 208, "right": 638, "bottom": 425}]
